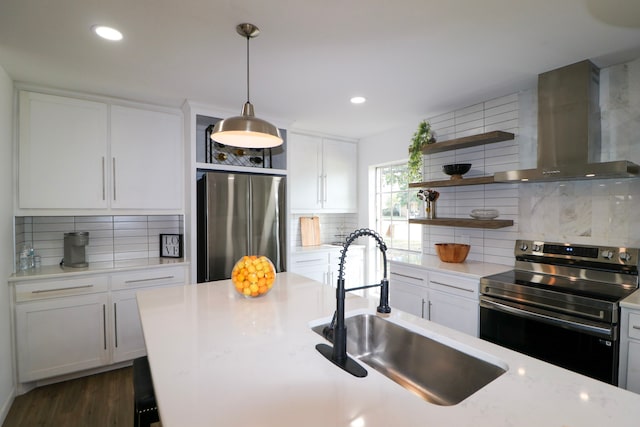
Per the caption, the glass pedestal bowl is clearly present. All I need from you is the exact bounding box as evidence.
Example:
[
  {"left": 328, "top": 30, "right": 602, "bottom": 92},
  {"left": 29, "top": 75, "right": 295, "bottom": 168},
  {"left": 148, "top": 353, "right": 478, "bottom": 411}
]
[{"left": 231, "top": 255, "right": 276, "bottom": 298}]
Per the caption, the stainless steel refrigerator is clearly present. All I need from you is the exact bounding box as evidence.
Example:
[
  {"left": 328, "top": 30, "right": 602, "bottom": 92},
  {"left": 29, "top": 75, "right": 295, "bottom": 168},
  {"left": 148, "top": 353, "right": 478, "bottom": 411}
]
[{"left": 197, "top": 172, "right": 286, "bottom": 283}]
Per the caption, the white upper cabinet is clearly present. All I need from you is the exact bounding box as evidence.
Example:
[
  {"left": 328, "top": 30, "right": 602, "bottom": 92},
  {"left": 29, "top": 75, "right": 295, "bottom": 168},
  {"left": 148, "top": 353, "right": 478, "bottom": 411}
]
[
  {"left": 322, "top": 138, "right": 357, "bottom": 211},
  {"left": 17, "top": 91, "right": 183, "bottom": 212},
  {"left": 19, "top": 91, "right": 109, "bottom": 209},
  {"left": 288, "top": 132, "right": 356, "bottom": 213},
  {"left": 288, "top": 133, "right": 322, "bottom": 210},
  {"left": 110, "top": 105, "right": 182, "bottom": 210}
]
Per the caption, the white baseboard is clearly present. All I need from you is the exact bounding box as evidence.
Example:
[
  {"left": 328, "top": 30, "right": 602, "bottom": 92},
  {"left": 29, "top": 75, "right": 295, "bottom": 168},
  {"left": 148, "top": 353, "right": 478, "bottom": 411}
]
[
  {"left": 0, "top": 385, "right": 16, "bottom": 426},
  {"left": 16, "top": 361, "right": 133, "bottom": 396}
]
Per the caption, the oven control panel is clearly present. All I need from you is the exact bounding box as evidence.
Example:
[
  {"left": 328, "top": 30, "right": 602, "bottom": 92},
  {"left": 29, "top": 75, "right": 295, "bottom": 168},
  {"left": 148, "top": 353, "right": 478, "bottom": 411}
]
[{"left": 515, "top": 239, "right": 640, "bottom": 266}]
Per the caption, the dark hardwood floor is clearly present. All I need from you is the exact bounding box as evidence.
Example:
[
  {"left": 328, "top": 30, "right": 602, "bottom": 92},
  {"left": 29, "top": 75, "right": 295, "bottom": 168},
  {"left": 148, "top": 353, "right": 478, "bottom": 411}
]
[{"left": 2, "top": 367, "right": 157, "bottom": 427}]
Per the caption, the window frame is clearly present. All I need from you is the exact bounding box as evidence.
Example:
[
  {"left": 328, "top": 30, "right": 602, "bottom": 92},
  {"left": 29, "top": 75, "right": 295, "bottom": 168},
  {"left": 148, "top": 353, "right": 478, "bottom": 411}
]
[{"left": 374, "top": 162, "right": 422, "bottom": 254}]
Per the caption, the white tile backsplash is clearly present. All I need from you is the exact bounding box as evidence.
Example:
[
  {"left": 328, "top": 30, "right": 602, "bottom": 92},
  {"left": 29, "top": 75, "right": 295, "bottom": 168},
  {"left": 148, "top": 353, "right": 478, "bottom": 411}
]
[
  {"left": 419, "top": 94, "right": 520, "bottom": 265},
  {"left": 14, "top": 215, "right": 184, "bottom": 268},
  {"left": 290, "top": 213, "right": 359, "bottom": 248}
]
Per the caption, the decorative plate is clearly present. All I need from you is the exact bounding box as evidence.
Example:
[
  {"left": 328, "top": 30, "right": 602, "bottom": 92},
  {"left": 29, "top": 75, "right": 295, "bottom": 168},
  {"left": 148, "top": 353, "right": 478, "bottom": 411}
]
[{"left": 470, "top": 209, "right": 499, "bottom": 220}]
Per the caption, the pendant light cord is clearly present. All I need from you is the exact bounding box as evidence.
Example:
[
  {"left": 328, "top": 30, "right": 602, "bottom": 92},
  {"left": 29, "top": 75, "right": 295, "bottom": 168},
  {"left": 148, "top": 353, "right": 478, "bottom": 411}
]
[{"left": 246, "top": 34, "right": 251, "bottom": 103}]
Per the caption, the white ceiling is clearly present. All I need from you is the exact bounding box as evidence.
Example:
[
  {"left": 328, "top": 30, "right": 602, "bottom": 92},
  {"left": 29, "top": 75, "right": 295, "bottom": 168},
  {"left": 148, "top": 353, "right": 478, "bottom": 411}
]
[{"left": 1, "top": 0, "right": 640, "bottom": 139}]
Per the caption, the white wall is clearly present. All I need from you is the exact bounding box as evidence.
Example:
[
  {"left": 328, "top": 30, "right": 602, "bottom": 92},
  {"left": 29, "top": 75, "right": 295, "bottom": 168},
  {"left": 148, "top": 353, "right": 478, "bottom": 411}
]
[
  {"left": 357, "top": 122, "right": 415, "bottom": 230},
  {"left": 0, "top": 65, "right": 15, "bottom": 423}
]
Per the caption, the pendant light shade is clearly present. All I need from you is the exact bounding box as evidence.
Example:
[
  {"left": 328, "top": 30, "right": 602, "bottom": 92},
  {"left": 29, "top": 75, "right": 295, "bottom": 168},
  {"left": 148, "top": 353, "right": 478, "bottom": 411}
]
[{"left": 211, "top": 23, "right": 283, "bottom": 148}]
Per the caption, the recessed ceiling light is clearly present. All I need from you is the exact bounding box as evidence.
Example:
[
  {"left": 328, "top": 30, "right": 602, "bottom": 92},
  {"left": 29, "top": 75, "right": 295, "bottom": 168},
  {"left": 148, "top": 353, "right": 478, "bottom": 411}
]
[
  {"left": 92, "top": 25, "right": 123, "bottom": 41},
  {"left": 350, "top": 96, "right": 366, "bottom": 104}
]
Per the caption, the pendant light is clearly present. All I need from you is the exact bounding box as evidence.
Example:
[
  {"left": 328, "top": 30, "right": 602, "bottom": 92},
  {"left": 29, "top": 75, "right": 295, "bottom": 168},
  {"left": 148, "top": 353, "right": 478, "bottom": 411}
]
[{"left": 211, "top": 23, "right": 283, "bottom": 148}]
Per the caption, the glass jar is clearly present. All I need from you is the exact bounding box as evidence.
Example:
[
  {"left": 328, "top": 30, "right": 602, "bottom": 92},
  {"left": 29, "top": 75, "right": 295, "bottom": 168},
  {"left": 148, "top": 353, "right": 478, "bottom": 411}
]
[{"left": 231, "top": 255, "right": 276, "bottom": 298}]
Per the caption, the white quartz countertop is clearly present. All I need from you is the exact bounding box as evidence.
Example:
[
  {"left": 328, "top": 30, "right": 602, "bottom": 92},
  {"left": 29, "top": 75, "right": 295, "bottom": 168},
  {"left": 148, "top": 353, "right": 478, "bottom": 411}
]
[
  {"left": 622, "top": 289, "right": 640, "bottom": 310},
  {"left": 136, "top": 272, "right": 640, "bottom": 427},
  {"left": 388, "top": 252, "right": 513, "bottom": 279},
  {"left": 8, "top": 258, "right": 188, "bottom": 282}
]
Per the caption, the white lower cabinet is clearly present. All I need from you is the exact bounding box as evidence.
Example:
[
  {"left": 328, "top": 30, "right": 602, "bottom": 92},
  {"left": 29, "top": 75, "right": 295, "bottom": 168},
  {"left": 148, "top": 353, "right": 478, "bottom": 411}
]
[
  {"left": 14, "top": 275, "right": 110, "bottom": 382},
  {"left": 389, "top": 262, "right": 480, "bottom": 336},
  {"left": 111, "top": 289, "right": 146, "bottom": 363},
  {"left": 330, "top": 247, "right": 364, "bottom": 288},
  {"left": 16, "top": 291, "right": 110, "bottom": 382},
  {"left": 389, "top": 264, "right": 428, "bottom": 318},
  {"left": 619, "top": 308, "right": 640, "bottom": 393},
  {"left": 626, "top": 341, "right": 640, "bottom": 393},
  {"left": 290, "top": 246, "right": 364, "bottom": 288},
  {"left": 13, "top": 265, "right": 187, "bottom": 383},
  {"left": 428, "top": 271, "right": 480, "bottom": 337},
  {"left": 428, "top": 288, "right": 479, "bottom": 337},
  {"left": 291, "top": 251, "right": 333, "bottom": 285},
  {"left": 110, "top": 266, "right": 186, "bottom": 363}
]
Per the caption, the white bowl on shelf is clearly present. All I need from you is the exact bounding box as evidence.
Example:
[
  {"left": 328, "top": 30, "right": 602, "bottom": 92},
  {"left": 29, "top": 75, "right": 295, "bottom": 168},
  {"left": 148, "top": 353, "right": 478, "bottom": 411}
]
[{"left": 470, "top": 209, "right": 499, "bottom": 220}]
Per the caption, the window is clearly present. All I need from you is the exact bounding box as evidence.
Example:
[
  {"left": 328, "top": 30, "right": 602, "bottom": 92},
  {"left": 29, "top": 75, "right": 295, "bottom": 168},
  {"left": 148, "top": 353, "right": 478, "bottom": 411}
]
[{"left": 375, "top": 163, "right": 422, "bottom": 252}]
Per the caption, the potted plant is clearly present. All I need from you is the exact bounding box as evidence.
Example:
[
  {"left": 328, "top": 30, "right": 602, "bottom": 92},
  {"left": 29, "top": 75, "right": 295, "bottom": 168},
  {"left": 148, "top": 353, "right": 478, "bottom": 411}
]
[{"left": 408, "top": 120, "right": 435, "bottom": 182}]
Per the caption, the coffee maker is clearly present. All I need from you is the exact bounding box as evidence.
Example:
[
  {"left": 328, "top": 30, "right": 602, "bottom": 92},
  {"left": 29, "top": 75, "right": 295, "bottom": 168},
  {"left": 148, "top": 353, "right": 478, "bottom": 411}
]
[{"left": 63, "top": 232, "right": 89, "bottom": 268}]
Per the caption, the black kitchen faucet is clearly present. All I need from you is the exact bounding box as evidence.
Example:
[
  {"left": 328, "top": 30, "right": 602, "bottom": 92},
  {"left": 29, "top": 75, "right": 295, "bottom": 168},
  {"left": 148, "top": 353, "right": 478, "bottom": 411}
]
[{"left": 316, "top": 228, "right": 391, "bottom": 377}]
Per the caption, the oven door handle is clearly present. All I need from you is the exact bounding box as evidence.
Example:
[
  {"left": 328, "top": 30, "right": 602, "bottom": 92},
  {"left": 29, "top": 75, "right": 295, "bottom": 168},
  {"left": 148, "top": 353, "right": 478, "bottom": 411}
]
[{"left": 480, "top": 298, "right": 616, "bottom": 340}]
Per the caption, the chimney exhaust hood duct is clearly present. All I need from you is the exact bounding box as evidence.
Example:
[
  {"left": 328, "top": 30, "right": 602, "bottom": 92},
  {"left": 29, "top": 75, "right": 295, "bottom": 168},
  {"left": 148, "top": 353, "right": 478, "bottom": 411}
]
[{"left": 494, "top": 60, "right": 639, "bottom": 182}]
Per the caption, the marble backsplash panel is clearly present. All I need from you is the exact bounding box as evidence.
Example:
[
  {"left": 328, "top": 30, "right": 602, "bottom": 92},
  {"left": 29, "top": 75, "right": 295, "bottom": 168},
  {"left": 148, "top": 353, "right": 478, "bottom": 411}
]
[
  {"left": 600, "top": 58, "right": 640, "bottom": 163},
  {"left": 519, "top": 178, "right": 640, "bottom": 246}
]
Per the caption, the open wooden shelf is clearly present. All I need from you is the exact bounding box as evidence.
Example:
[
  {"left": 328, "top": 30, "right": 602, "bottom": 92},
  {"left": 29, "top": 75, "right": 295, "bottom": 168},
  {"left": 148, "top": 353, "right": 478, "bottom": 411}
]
[
  {"left": 422, "top": 130, "right": 515, "bottom": 154},
  {"left": 409, "top": 176, "right": 495, "bottom": 188},
  {"left": 408, "top": 130, "right": 517, "bottom": 228},
  {"left": 409, "top": 217, "right": 514, "bottom": 229},
  {"left": 408, "top": 130, "right": 516, "bottom": 188}
]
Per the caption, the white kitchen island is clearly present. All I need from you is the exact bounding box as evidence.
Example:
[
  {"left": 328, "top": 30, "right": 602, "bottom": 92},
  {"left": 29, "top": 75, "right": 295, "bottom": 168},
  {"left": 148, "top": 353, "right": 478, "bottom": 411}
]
[{"left": 136, "top": 272, "right": 640, "bottom": 427}]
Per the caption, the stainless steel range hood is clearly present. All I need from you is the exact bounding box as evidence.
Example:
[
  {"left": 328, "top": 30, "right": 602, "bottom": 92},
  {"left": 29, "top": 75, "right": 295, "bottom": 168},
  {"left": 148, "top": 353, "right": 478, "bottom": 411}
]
[{"left": 494, "top": 60, "right": 639, "bottom": 182}]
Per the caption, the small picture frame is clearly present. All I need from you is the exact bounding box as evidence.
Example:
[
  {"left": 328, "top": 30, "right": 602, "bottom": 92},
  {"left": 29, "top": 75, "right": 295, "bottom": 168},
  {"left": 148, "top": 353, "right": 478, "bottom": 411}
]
[{"left": 160, "top": 234, "right": 183, "bottom": 258}]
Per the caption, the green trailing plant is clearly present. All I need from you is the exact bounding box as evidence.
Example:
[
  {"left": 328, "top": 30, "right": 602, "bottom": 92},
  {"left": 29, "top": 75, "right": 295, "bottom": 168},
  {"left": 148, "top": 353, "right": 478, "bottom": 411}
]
[{"left": 408, "top": 120, "right": 434, "bottom": 182}]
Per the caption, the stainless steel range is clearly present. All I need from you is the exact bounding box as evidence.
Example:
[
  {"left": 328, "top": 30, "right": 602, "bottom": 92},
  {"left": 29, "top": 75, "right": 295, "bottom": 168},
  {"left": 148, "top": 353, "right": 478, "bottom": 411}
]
[{"left": 479, "top": 240, "right": 639, "bottom": 385}]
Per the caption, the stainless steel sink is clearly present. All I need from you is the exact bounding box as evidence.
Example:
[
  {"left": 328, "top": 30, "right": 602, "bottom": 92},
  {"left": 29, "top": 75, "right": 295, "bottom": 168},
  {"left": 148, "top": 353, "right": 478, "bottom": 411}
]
[{"left": 312, "top": 313, "right": 507, "bottom": 406}]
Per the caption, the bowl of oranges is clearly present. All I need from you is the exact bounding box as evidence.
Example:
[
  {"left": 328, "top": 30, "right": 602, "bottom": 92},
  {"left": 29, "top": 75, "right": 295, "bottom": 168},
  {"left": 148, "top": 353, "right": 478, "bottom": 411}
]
[{"left": 231, "top": 255, "right": 276, "bottom": 298}]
